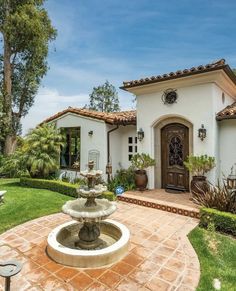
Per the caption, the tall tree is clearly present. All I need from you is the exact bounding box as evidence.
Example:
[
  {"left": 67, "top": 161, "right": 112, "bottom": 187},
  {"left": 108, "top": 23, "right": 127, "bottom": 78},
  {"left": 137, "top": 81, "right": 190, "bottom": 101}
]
[
  {"left": 0, "top": 0, "right": 56, "bottom": 155},
  {"left": 88, "top": 80, "right": 120, "bottom": 112}
]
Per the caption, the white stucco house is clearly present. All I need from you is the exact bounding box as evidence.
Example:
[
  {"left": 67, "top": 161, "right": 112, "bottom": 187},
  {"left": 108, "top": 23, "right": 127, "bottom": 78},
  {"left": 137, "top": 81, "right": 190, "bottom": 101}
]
[{"left": 44, "top": 59, "right": 236, "bottom": 191}]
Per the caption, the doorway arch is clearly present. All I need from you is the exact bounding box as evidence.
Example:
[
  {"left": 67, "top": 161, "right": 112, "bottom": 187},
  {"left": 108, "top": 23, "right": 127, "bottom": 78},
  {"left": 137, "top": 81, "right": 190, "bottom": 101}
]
[{"left": 153, "top": 115, "right": 193, "bottom": 189}]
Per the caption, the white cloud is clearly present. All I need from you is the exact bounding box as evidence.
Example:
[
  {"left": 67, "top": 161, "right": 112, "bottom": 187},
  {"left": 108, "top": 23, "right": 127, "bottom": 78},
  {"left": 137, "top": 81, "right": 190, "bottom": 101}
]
[{"left": 21, "top": 87, "right": 89, "bottom": 135}]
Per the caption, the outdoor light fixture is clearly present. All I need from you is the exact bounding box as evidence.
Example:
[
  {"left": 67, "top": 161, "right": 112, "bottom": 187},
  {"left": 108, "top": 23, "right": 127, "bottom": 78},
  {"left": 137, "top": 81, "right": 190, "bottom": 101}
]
[
  {"left": 88, "top": 130, "right": 93, "bottom": 137},
  {"left": 106, "top": 163, "right": 112, "bottom": 175},
  {"left": 137, "top": 128, "right": 144, "bottom": 141},
  {"left": 227, "top": 166, "right": 236, "bottom": 190},
  {"left": 198, "top": 124, "right": 206, "bottom": 141}
]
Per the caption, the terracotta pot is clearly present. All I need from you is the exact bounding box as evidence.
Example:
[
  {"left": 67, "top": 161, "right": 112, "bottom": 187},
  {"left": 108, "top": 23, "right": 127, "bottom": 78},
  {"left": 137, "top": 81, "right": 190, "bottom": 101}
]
[
  {"left": 135, "top": 170, "right": 148, "bottom": 191},
  {"left": 190, "top": 176, "right": 209, "bottom": 195}
]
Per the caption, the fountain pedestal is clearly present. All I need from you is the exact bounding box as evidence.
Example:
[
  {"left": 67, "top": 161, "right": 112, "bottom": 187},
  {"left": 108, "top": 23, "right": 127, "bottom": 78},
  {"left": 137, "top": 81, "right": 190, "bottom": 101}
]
[{"left": 76, "top": 222, "right": 104, "bottom": 250}]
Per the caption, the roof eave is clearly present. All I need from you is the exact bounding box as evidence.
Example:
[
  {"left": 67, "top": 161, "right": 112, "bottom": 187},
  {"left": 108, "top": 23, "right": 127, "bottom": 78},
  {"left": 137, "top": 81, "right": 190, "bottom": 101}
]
[
  {"left": 120, "top": 64, "right": 236, "bottom": 91},
  {"left": 216, "top": 115, "right": 236, "bottom": 121}
]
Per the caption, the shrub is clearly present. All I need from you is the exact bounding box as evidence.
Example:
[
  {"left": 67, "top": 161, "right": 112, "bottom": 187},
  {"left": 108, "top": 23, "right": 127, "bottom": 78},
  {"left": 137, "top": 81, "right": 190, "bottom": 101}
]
[
  {"left": 0, "top": 150, "right": 29, "bottom": 178},
  {"left": 20, "top": 177, "right": 116, "bottom": 200},
  {"left": 184, "top": 155, "right": 215, "bottom": 176},
  {"left": 193, "top": 183, "right": 236, "bottom": 214},
  {"left": 102, "top": 191, "right": 116, "bottom": 201},
  {"left": 108, "top": 167, "right": 135, "bottom": 192},
  {"left": 24, "top": 124, "right": 65, "bottom": 178},
  {"left": 131, "top": 153, "right": 155, "bottom": 170},
  {"left": 200, "top": 207, "right": 236, "bottom": 236},
  {"left": 20, "top": 177, "right": 78, "bottom": 197}
]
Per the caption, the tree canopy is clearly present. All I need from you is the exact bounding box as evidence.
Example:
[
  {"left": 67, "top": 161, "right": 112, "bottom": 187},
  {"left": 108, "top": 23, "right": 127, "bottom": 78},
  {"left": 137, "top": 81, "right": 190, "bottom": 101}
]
[
  {"left": 87, "top": 80, "right": 120, "bottom": 112},
  {"left": 0, "top": 0, "right": 56, "bottom": 154}
]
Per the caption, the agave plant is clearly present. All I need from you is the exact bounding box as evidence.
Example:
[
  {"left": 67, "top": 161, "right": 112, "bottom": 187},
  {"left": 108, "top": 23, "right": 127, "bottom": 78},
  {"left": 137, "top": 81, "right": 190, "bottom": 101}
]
[
  {"left": 24, "top": 124, "right": 65, "bottom": 178},
  {"left": 193, "top": 182, "right": 236, "bottom": 214}
]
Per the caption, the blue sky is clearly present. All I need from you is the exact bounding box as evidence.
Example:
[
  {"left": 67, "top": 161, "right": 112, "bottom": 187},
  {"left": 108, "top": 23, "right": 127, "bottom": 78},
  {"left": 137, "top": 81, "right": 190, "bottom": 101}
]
[{"left": 22, "top": 0, "right": 236, "bottom": 133}]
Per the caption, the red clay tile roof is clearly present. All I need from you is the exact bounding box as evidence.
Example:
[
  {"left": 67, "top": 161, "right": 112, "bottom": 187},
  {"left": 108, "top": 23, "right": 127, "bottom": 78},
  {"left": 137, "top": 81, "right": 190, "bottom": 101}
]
[
  {"left": 121, "top": 59, "right": 236, "bottom": 90},
  {"left": 216, "top": 101, "right": 236, "bottom": 121},
  {"left": 42, "top": 107, "right": 137, "bottom": 125}
]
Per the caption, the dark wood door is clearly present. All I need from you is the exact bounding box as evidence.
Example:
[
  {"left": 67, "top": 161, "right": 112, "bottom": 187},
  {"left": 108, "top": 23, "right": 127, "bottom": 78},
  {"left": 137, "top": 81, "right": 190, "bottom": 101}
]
[{"left": 161, "top": 123, "right": 189, "bottom": 191}]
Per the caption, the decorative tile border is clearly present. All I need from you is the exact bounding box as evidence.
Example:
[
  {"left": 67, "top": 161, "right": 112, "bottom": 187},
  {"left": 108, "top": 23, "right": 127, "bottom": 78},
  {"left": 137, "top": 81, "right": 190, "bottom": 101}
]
[{"left": 118, "top": 196, "right": 200, "bottom": 219}]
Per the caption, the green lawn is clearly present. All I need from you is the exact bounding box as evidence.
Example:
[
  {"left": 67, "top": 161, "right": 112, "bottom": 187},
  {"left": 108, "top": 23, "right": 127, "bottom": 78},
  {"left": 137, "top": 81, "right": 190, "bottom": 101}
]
[
  {"left": 189, "top": 227, "right": 236, "bottom": 291},
  {"left": 0, "top": 178, "right": 73, "bottom": 234}
]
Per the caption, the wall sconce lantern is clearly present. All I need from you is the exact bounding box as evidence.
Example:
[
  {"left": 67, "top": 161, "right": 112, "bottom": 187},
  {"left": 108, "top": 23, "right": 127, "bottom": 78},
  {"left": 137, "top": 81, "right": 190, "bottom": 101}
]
[
  {"left": 198, "top": 124, "right": 206, "bottom": 141},
  {"left": 227, "top": 166, "right": 236, "bottom": 190},
  {"left": 88, "top": 130, "right": 93, "bottom": 137},
  {"left": 106, "top": 163, "right": 112, "bottom": 175},
  {"left": 137, "top": 128, "right": 144, "bottom": 142}
]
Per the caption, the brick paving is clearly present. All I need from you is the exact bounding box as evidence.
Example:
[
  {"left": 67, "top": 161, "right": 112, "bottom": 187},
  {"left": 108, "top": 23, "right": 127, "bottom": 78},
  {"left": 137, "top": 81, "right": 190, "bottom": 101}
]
[{"left": 0, "top": 202, "right": 200, "bottom": 291}]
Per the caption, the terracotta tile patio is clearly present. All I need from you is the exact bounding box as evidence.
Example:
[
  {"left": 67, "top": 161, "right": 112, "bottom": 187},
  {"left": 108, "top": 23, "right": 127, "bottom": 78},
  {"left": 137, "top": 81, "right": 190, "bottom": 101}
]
[{"left": 0, "top": 202, "right": 200, "bottom": 291}]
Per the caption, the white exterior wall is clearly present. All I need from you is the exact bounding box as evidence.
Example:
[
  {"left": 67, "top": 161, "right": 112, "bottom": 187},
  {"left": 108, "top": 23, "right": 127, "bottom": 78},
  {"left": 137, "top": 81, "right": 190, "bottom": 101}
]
[
  {"left": 212, "top": 85, "right": 235, "bottom": 180},
  {"left": 108, "top": 125, "right": 137, "bottom": 175},
  {"left": 219, "top": 120, "right": 236, "bottom": 179},
  {"left": 136, "top": 79, "right": 236, "bottom": 189},
  {"left": 55, "top": 113, "right": 107, "bottom": 179}
]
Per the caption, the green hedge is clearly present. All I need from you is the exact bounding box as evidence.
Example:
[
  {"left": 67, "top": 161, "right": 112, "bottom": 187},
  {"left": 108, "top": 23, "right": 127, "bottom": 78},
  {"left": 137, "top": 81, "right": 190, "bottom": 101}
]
[
  {"left": 200, "top": 207, "right": 236, "bottom": 236},
  {"left": 20, "top": 177, "right": 116, "bottom": 201}
]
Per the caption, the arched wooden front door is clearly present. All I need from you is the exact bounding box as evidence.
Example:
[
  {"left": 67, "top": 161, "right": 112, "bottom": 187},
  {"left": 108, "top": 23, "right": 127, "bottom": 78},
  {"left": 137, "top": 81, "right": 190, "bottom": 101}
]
[{"left": 161, "top": 123, "right": 189, "bottom": 191}]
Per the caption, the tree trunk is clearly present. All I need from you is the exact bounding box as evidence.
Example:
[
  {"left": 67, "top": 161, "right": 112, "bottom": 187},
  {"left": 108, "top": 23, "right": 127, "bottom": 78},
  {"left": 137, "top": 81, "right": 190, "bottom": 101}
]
[
  {"left": 4, "top": 135, "right": 17, "bottom": 155},
  {"left": 3, "top": 0, "right": 14, "bottom": 155}
]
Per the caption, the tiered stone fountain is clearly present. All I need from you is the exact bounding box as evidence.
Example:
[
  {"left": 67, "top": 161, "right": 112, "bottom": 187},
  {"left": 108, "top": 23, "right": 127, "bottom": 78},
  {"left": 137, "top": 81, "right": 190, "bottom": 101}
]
[{"left": 47, "top": 161, "right": 130, "bottom": 268}]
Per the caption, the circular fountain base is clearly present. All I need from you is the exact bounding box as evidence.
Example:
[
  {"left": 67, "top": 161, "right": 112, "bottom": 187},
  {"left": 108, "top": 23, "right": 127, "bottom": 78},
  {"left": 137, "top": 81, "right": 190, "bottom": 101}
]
[{"left": 47, "top": 219, "right": 130, "bottom": 268}]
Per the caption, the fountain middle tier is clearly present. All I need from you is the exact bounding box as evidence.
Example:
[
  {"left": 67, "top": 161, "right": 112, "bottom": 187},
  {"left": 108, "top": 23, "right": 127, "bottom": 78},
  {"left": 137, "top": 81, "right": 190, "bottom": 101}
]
[{"left": 62, "top": 198, "right": 117, "bottom": 222}]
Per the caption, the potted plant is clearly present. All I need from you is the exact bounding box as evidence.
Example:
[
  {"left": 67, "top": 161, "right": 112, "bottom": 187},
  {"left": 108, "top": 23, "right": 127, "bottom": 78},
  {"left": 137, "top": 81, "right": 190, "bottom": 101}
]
[
  {"left": 184, "top": 155, "right": 216, "bottom": 195},
  {"left": 131, "top": 153, "right": 155, "bottom": 191}
]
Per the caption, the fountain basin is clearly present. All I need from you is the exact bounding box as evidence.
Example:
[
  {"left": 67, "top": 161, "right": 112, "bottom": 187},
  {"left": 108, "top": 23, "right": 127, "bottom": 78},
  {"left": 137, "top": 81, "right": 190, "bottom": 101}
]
[{"left": 47, "top": 219, "right": 130, "bottom": 268}]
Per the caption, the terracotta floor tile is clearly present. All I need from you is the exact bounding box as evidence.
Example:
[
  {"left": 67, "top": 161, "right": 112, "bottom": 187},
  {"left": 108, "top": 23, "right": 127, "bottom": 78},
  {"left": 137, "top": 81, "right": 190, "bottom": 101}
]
[
  {"left": 55, "top": 267, "right": 80, "bottom": 282},
  {"left": 69, "top": 272, "right": 93, "bottom": 290},
  {"left": 22, "top": 231, "right": 41, "bottom": 242},
  {"left": 132, "top": 246, "right": 150, "bottom": 258},
  {"left": 128, "top": 264, "right": 156, "bottom": 285},
  {"left": 145, "top": 277, "right": 171, "bottom": 291},
  {"left": 25, "top": 267, "right": 51, "bottom": 284},
  {"left": 165, "top": 258, "right": 185, "bottom": 272},
  {"left": 17, "top": 242, "right": 36, "bottom": 253},
  {"left": 10, "top": 274, "right": 33, "bottom": 291},
  {"left": 156, "top": 245, "right": 176, "bottom": 257},
  {"left": 98, "top": 270, "right": 122, "bottom": 288},
  {"left": 158, "top": 267, "right": 179, "bottom": 283},
  {"left": 21, "top": 260, "right": 40, "bottom": 276},
  {"left": 40, "top": 275, "right": 73, "bottom": 291},
  {"left": 84, "top": 268, "right": 107, "bottom": 279},
  {"left": 176, "top": 284, "right": 195, "bottom": 291},
  {"left": 8, "top": 237, "right": 26, "bottom": 248},
  {"left": 85, "top": 280, "right": 109, "bottom": 291},
  {"left": 122, "top": 253, "right": 143, "bottom": 267},
  {"left": 44, "top": 261, "right": 64, "bottom": 273},
  {"left": 111, "top": 261, "right": 134, "bottom": 276},
  {"left": 115, "top": 278, "right": 143, "bottom": 291},
  {"left": 149, "top": 253, "right": 168, "bottom": 265},
  {"left": 2, "top": 234, "right": 18, "bottom": 241}
]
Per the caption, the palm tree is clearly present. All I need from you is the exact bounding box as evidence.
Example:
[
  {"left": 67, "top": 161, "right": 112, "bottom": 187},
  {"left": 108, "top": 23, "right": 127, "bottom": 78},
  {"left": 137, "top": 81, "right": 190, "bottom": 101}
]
[{"left": 24, "top": 124, "right": 65, "bottom": 178}]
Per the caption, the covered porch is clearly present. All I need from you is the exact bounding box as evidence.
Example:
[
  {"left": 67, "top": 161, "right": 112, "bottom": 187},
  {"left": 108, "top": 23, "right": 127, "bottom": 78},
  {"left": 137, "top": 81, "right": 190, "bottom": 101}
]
[{"left": 118, "top": 189, "right": 200, "bottom": 219}]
